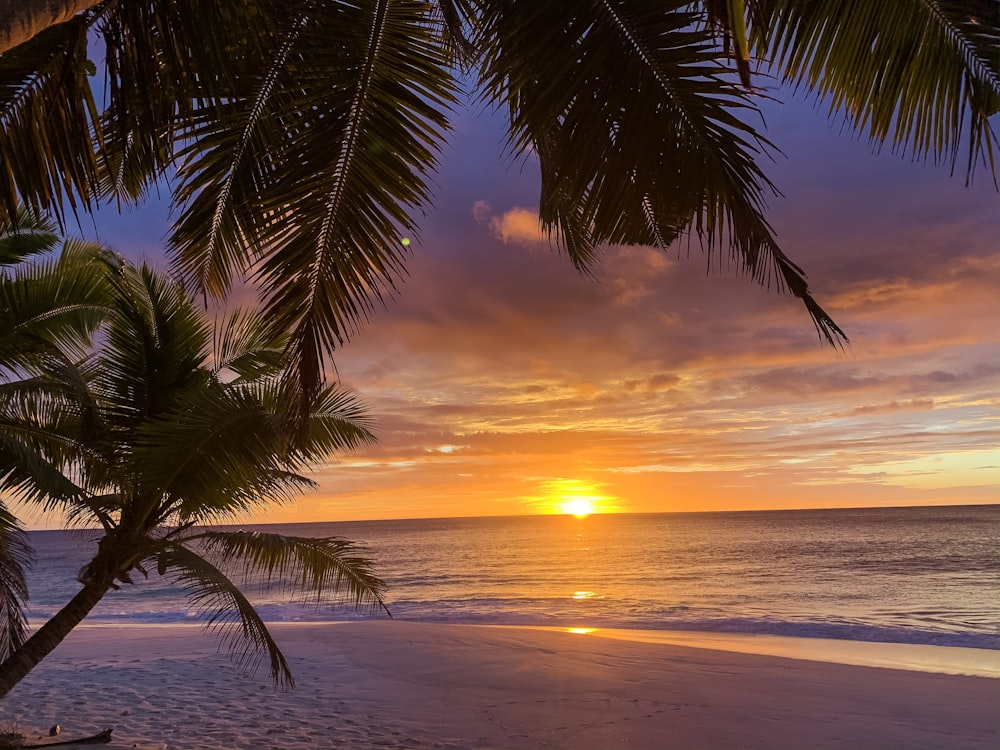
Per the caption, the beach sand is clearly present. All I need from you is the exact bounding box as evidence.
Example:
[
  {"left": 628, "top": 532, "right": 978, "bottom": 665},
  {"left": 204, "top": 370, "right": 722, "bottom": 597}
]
[{"left": 2, "top": 621, "right": 998, "bottom": 749}]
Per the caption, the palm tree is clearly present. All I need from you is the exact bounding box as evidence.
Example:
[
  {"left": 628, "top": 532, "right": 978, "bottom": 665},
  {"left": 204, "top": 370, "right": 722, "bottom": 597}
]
[
  {"left": 0, "top": 234, "right": 386, "bottom": 698},
  {"left": 1, "top": 1, "right": 994, "bottom": 404}
]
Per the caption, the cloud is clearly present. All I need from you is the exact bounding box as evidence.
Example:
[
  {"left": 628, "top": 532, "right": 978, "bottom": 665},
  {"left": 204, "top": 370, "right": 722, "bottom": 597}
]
[{"left": 473, "top": 201, "right": 547, "bottom": 244}]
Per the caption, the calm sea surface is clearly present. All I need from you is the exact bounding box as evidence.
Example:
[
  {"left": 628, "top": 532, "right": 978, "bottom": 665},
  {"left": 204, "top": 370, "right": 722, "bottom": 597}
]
[{"left": 23, "top": 505, "right": 1000, "bottom": 650}]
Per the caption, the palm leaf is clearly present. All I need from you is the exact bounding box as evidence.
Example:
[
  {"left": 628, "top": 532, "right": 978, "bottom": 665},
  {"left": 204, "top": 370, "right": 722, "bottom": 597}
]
[
  {"left": 0, "top": 238, "right": 110, "bottom": 374},
  {"left": 154, "top": 543, "right": 295, "bottom": 687},
  {"left": 129, "top": 386, "right": 320, "bottom": 524},
  {"left": 0, "top": 12, "right": 102, "bottom": 225},
  {"left": 184, "top": 530, "right": 389, "bottom": 614},
  {"left": 0, "top": 207, "right": 58, "bottom": 267},
  {"left": 0, "top": 503, "right": 32, "bottom": 662},
  {"left": 170, "top": 0, "right": 458, "bottom": 401},
  {"left": 211, "top": 308, "right": 287, "bottom": 383},
  {"left": 128, "top": 380, "right": 374, "bottom": 524},
  {"left": 476, "top": 0, "right": 847, "bottom": 345},
  {"left": 96, "top": 257, "right": 211, "bottom": 427},
  {"left": 96, "top": 0, "right": 278, "bottom": 206},
  {"left": 753, "top": 0, "right": 1000, "bottom": 184}
]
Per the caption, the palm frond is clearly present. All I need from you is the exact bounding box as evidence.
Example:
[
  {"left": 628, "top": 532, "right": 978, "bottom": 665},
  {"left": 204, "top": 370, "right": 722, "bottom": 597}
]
[
  {"left": 154, "top": 542, "right": 294, "bottom": 687},
  {"left": 97, "top": 257, "right": 211, "bottom": 426},
  {"left": 185, "top": 530, "right": 389, "bottom": 614},
  {"left": 0, "top": 369, "right": 96, "bottom": 511},
  {"left": 211, "top": 308, "right": 287, "bottom": 383},
  {"left": 754, "top": 0, "right": 1000, "bottom": 184},
  {"left": 170, "top": 0, "right": 458, "bottom": 401},
  {"left": 0, "top": 503, "right": 33, "bottom": 662},
  {"left": 96, "top": 0, "right": 277, "bottom": 207},
  {"left": 129, "top": 379, "right": 374, "bottom": 524},
  {"left": 476, "top": 0, "right": 846, "bottom": 345},
  {"left": 0, "top": 12, "right": 101, "bottom": 226},
  {"left": 0, "top": 238, "right": 110, "bottom": 373},
  {"left": 0, "top": 207, "right": 58, "bottom": 267}
]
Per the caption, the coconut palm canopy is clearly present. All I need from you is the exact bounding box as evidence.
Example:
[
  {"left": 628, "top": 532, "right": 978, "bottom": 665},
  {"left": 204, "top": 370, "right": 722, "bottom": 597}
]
[
  {"left": 1, "top": 0, "right": 995, "bottom": 403},
  {"left": 0, "top": 220, "right": 388, "bottom": 697}
]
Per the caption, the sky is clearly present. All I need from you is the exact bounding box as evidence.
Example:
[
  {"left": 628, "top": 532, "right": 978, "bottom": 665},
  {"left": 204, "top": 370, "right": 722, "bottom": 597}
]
[{"left": 73, "top": 87, "right": 1000, "bottom": 524}]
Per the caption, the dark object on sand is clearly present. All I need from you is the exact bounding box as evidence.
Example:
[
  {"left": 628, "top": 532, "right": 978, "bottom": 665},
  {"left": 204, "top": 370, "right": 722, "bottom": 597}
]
[{"left": 19, "top": 728, "right": 113, "bottom": 748}]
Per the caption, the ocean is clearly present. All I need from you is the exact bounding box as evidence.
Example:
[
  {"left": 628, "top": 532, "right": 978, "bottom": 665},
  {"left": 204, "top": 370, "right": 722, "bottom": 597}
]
[{"left": 22, "top": 504, "right": 1000, "bottom": 651}]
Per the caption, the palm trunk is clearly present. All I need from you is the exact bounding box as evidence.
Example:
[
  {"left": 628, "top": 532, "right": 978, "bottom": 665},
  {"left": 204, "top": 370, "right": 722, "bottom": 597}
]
[
  {"left": 0, "top": 581, "right": 107, "bottom": 698},
  {"left": 0, "top": 0, "right": 104, "bottom": 56}
]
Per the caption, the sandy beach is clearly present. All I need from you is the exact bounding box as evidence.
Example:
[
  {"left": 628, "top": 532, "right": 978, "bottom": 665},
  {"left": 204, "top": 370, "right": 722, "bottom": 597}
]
[{"left": 2, "top": 621, "right": 998, "bottom": 750}]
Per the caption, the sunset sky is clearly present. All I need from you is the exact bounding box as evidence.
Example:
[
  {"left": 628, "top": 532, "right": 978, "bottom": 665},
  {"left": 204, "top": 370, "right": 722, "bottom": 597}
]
[{"left": 76, "top": 87, "right": 1000, "bottom": 524}]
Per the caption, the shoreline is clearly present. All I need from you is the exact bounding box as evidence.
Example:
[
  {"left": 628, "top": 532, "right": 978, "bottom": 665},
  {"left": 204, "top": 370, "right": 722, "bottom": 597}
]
[
  {"left": 2, "top": 621, "right": 998, "bottom": 749},
  {"left": 64, "top": 619, "right": 1000, "bottom": 678}
]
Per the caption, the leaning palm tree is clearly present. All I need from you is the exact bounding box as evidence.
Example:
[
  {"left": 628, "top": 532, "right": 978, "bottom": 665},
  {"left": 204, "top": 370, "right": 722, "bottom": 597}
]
[
  {"left": 0, "top": 242, "right": 385, "bottom": 698},
  {"left": 1, "top": 1, "right": 995, "bottom": 406}
]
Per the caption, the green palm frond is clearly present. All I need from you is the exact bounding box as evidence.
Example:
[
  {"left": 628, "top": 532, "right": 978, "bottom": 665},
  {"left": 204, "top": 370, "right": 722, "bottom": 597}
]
[
  {"left": 0, "top": 12, "right": 101, "bottom": 225},
  {"left": 212, "top": 308, "right": 287, "bottom": 383},
  {"left": 185, "top": 530, "right": 389, "bottom": 614},
  {"left": 476, "top": 0, "right": 846, "bottom": 345},
  {"left": 170, "top": 0, "right": 458, "bottom": 399},
  {"left": 0, "top": 503, "right": 32, "bottom": 662},
  {"left": 96, "top": 0, "right": 277, "bottom": 206},
  {"left": 154, "top": 542, "right": 294, "bottom": 687},
  {"left": 754, "top": 0, "right": 1000, "bottom": 183},
  {"left": 0, "top": 207, "right": 58, "bottom": 267},
  {"left": 0, "top": 369, "right": 95, "bottom": 510},
  {"left": 129, "top": 386, "right": 320, "bottom": 524},
  {"left": 129, "top": 380, "right": 374, "bottom": 524},
  {"left": 290, "top": 383, "right": 378, "bottom": 460},
  {"left": 0, "top": 238, "right": 110, "bottom": 373},
  {"left": 97, "top": 257, "right": 211, "bottom": 425}
]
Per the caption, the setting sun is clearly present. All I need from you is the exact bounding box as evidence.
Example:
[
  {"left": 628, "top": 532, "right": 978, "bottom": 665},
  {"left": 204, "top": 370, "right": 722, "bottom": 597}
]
[{"left": 561, "top": 497, "right": 594, "bottom": 517}]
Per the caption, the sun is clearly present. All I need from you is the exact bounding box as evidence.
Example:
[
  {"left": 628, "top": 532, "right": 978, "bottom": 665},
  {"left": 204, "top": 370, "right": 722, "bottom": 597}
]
[{"left": 561, "top": 496, "right": 595, "bottom": 518}]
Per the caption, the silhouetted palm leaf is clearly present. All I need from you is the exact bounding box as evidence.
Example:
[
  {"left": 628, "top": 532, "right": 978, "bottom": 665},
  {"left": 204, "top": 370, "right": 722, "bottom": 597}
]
[
  {"left": 753, "top": 0, "right": 1000, "bottom": 183},
  {"left": 154, "top": 543, "right": 296, "bottom": 687},
  {"left": 0, "top": 14, "right": 100, "bottom": 224},
  {"left": 0, "top": 207, "right": 58, "bottom": 266},
  {"left": 0, "top": 237, "right": 110, "bottom": 374},
  {"left": 188, "top": 530, "right": 389, "bottom": 613},
  {"left": 0, "top": 504, "right": 32, "bottom": 662}
]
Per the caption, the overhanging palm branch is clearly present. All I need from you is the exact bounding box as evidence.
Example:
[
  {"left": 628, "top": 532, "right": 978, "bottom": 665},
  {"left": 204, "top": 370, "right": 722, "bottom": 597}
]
[
  {"left": 153, "top": 543, "right": 296, "bottom": 687},
  {"left": 475, "top": 0, "right": 846, "bottom": 344},
  {"left": 0, "top": 13, "right": 101, "bottom": 224},
  {"left": 179, "top": 530, "right": 389, "bottom": 613},
  {"left": 169, "top": 0, "right": 458, "bottom": 404},
  {"left": 751, "top": 0, "right": 1000, "bottom": 184},
  {"left": 0, "top": 503, "right": 32, "bottom": 662},
  {"left": 1, "top": 1, "right": 997, "bottom": 391}
]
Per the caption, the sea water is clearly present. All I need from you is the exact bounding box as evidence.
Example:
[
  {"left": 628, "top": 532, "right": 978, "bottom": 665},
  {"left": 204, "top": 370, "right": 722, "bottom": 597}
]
[{"left": 22, "top": 505, "right": 1000, "bottom": 651}]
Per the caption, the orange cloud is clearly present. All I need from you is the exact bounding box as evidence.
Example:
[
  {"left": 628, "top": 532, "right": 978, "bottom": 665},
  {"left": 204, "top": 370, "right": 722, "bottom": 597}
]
[{"left": 473, "top": 201, "right": 547, "bottom": 244}]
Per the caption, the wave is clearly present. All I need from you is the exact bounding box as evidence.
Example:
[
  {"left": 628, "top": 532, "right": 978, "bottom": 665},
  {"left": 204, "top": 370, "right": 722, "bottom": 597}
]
[{"left": 53, "top": 600, "right": 1000, "bottom": 651}]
